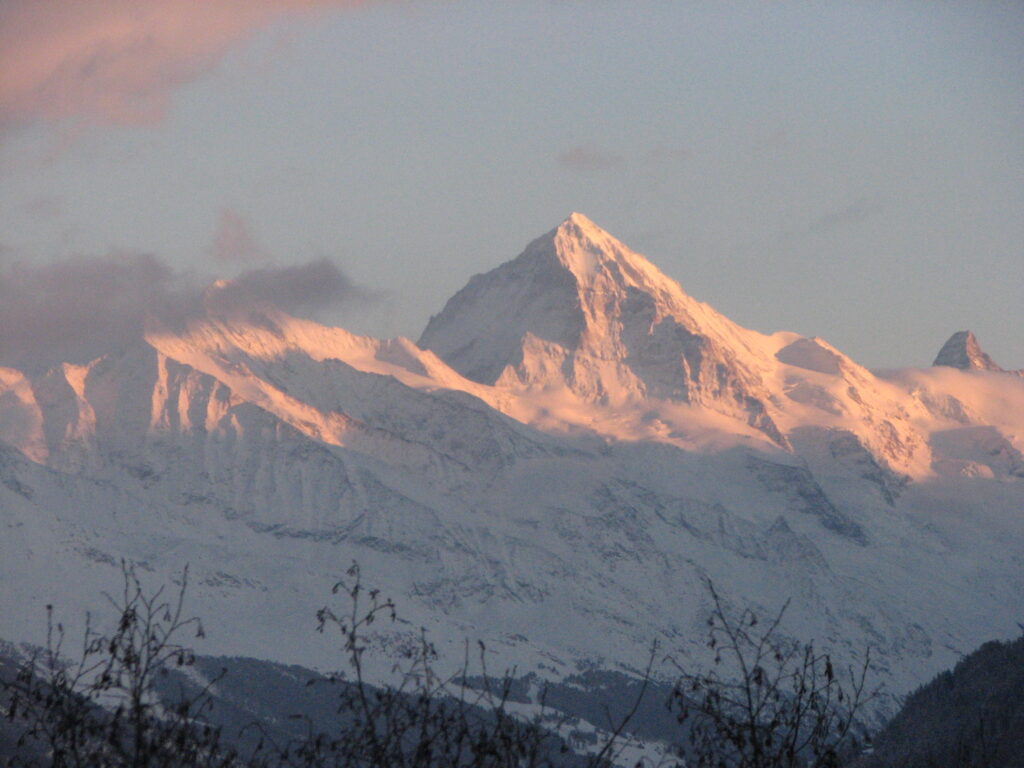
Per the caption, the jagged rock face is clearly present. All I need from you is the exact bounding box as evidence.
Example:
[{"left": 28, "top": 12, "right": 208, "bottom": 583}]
[
  {"left": 932, "top": 331, "right": 1002, "bottom": 372},
  {"left": 420, "top": 213, "right": 786, "bottom": 443}
]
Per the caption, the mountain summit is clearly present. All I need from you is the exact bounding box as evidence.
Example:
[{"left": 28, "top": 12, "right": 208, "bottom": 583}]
[
  {"left": 932, "top": 330, "right": 1003, "bottom": 372},
  {"left": 419, "top": 213, "right": 786, "bottom": 442}
]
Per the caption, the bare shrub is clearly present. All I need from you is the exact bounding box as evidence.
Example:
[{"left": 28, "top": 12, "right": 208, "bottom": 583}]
[
  {"left": 669, "top": 580, "right": 874, "bottom": 768},
  {"left": 2, "top": 563, "right": 233, "bottom": 767}
]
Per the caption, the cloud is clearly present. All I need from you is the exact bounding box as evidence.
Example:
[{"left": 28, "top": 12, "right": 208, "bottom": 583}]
[
  {"left": 0, "top": 251, "right": 368, "bottom": 369},
  {"left": 766, "top": 199, "right": 887, "bottom": 251},
  {"left": 555, "top": 143, "right": 690, "bottom": 175},
  {"left": 0, "top": 251, "right": 196, "bottom": 368},
  {"left": 211, "top": 208, "right": 268, "bottom": 263},
  {"left": 208, "top": 258, "right": 370, "bottom": 315},
  {"left": 556, "top": 145, "right": 624, "bottom": 172},
  {"left": 808, "top": 199, "right": 885, "bottom": 234},
  {"left": 0, "top": 0, "right": 365, "bottom": 132}
]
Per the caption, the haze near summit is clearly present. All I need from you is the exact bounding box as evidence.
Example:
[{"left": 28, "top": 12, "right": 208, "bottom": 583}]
[{"left": 0, "top": 1, "right": 1021, "bottom": 369}]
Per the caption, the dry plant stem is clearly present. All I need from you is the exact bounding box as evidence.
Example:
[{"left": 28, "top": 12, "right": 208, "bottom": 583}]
[
  {"left": 3, "top": 561, "right": 231, "bottom": 768},
  {"left": 670, "top": 579, "right": 875, "bottom": 768}
]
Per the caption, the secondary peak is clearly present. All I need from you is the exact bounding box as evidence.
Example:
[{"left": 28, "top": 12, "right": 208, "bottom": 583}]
[{"left": 932, "top": 330, "right": 1003, "bottom": 372}]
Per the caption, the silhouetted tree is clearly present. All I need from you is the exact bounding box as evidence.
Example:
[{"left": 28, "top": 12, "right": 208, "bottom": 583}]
[
  {"left": 669, "top": 580, "right": 874, "bottom": 768},
  {"left": 271, "top": 561, "right": 575, "bottom": 768},
  {"left": 4, "top": 566, "right": 882, "bottom": 768},
  {"left": 2, "top": 563, "right": 234, "bottom": 767},
  {"left": 2, "top": 563, "right": 608, "bottom": 768}
]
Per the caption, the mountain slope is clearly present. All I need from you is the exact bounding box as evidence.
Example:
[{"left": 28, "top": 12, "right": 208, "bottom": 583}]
[
  {"left": 419, "top": 213, "right": 788, "bottom": 445},
  {"left": 1, "top": 214, "right": 1022, "bottom": 732},
  {"left": 420, "top": 215, "right": 1022, "bottom": 484}
]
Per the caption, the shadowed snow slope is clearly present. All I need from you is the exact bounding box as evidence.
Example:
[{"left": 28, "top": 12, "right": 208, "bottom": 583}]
[{"left": 1, "top": 215, "right": 1022, "bottom": 730}]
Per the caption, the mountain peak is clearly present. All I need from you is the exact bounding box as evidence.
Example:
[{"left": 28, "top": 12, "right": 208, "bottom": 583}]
[
  {"left": 554, "top": 211, "right": 613, "bottom": 248},
  {"left": 418, "top": 215, "right": 786, "bottom": 443},
  {"left": 932, "top": 331, "right": 1003, "bottom": 372},
  {"left": 519, "top": 212, "right": 674, "bottom": 296},
  {"left": 418, "top": 214, "right": 694, "bottom": 385},
  {"left": 561, "top": 210, "right": 598, "bottom": 229}
]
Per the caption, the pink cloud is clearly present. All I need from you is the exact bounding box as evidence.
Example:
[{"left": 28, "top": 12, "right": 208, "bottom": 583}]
[
  {"left": 0, "top": 0, "right": 365, "bottom": 131},
  {"left": 211, "top": 208, "right": 268, "bottom": 263}
]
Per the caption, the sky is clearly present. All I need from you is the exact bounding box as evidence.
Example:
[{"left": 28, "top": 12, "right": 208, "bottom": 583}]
[{"left": 1, "top": 0, "right": 1022, "bottom": 370}]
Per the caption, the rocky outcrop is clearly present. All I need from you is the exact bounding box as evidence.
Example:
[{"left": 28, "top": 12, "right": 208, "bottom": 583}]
[{"left": 933, "top": 331, "right": 1003, "bottom": 372}]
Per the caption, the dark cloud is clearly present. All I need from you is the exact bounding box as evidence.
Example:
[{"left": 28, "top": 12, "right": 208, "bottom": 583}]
[
  {"left": 0, "top": 252, "right": 368, "bottom": 370},
  {"left": 808, "top": 199, "right": 885, "bottom": 234},
  {"left": 210, "top": 208, "right": 268, "bottom": 263},
  {"left": 556, "top": 145, "right": 624, "bottom": 172},
  {"left": 556, "top": 143, "right": 690, "bottom": 175},
  {"left": 0, "top": 252, "right": 197, "bottom": 369},
  {"left": 208, "top": 258, "right": 370, "bottom": 315},
  {"left": 768, "top": 199, "right": 888, "bottom": 249}
]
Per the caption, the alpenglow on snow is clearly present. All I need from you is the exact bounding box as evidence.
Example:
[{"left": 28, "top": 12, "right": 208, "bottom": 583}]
[{"left": 1, "top": 214, "right": 1021, "bottom": 732}]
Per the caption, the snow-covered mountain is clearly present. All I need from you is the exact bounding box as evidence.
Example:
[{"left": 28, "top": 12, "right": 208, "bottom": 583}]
[
  {"left": 1, "top": 214, "right": 1022, "bottom": 727},
  {"left": 420, "top": 213, "right": 789, "bottom": 447}
]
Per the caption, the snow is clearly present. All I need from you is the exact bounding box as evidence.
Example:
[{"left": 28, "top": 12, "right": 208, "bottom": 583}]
[
  {"left": 775, "top": 337, "right": 846, "bottom": 375},
  {"left": 1, "top": 214, "right": 1022, "bottom": 729}
]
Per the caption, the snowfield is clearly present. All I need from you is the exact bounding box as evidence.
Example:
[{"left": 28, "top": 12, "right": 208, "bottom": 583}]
[{"left": 1, "top": 214, "right": 1021, "bottom": 724}]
